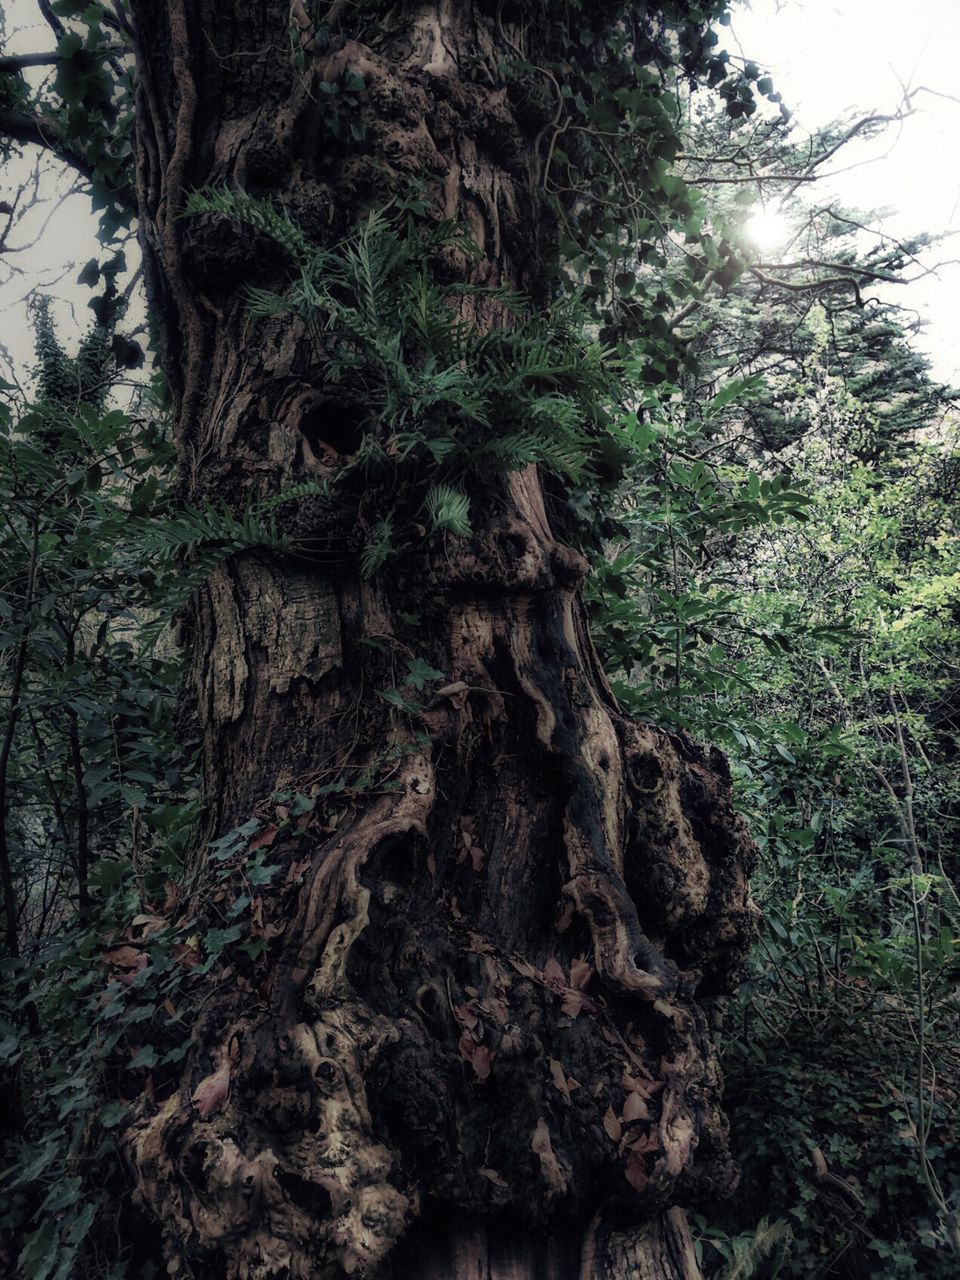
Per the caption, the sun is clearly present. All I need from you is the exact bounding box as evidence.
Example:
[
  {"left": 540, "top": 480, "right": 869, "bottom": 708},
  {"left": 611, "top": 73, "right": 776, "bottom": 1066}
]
[{"left": 745, "top": 206, "right": 790, "bottom": 255}]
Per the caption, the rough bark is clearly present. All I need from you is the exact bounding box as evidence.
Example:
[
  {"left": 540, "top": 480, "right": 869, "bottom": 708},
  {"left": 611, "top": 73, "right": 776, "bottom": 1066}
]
[{"left": 123, "top": 3, "right": 755, "bottom": 1277}]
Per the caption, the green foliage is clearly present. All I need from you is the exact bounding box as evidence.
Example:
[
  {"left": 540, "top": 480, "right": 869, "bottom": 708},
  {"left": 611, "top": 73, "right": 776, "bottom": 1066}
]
[
  {"left": 3, "top": 3, "right": 959, "bottom": 1278},
  {"left": 0, "top": 312, "right": 196, "bottom": 1278},
  {"left": 590, "top": 265, "right": 960, "bottom": 1275},
  {"left": 181, "top": 196, "right": 639, "bottom": 563}
]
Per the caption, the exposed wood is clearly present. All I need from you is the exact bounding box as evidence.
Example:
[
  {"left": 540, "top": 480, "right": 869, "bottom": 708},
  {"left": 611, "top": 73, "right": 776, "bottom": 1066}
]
[{"left": 123, "top": 3, "right": 755, "bottom": 1275}]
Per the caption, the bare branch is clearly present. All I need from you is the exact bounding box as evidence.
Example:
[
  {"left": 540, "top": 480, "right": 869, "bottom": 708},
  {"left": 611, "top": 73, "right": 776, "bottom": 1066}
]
[
  {"left": 0, "top": 45, "right": 129, "bottom": 74},
  {"left": 36, "top": 0, "right": 67, "bottom": 41},
  {"left": 0, "top": 108, "right": 95, "bottom": 182},
  {"left": 0, "top": 51, "right": 60, "bottom": 73},
  {"left": 756, "top": 258, "right": 904, "bottom": 285},
  {"left": 748, "top": 266, "right": 867, "bottom": 306}
]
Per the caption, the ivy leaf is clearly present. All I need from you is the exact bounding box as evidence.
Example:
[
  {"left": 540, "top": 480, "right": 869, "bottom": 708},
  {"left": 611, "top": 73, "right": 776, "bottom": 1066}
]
[
  {"left": 128, "top": 1045, "right": 158, "bottom": 1070},
  {"left": 378, "top": 687, "right": 422, "bottom": 715},
  {"left": 77, "top": 258, "right": 100, "bottom": 288},
  {"left": 99, "top": 1101, "right": 129, "bottom": 1129},
  {"left": 404, "top": 657, "right": 445, "bottom": 691},
  {"left": 205, "top": 924, "right": 244, "bottom": 955},
  {"left": 288, "top": 792, "right": 315, "bottom": 817}
]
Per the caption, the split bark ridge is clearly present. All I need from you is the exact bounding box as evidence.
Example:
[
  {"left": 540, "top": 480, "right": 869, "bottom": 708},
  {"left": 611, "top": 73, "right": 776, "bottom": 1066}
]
[{"left": 124, "top": 3, "right": 755, "bottom": 1276}]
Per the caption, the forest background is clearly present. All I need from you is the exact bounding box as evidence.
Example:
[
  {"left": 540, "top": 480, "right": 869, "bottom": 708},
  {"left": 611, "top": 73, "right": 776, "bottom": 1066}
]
[{"left": 0, "top": 1, "right": 959, "bottom": 1278}]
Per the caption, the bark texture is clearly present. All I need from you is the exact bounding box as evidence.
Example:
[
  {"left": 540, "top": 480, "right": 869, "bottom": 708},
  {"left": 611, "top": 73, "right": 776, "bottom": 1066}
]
[{"left": 124, "top": 3, "right": 755, "bottom": 1277}]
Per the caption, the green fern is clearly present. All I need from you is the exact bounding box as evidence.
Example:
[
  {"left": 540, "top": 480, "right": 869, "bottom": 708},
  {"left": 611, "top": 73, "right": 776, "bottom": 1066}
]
[
  {"left": 179, "top": 193, "right": 637, "bottom": 571},
  {"left": 425, "top": 484, "right": 471, "bottom": 537},
  {"left": 360, "top": 516, "right": 395, "bottom": 578},
  {"left": 720, "top": 1218, "right": 792, "bottom": 1280},
  {"left": 181, "top": 188, "right": 314, "bottom": 266}
]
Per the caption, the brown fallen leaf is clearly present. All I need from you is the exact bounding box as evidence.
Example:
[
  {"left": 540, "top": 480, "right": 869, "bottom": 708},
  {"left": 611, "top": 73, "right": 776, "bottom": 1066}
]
[
  {"left": 191, "top": 1056, "right": 232, "bottom": 1118},
  {"left": 458, "top": 1032, "right": 493, "bottom": 1082},
  {"left": 622, "top": 1069, "right": 660, "bottom": 1098},
  {"left": 531, "top": 1117, "right": 569, "bottom": 1193},
  {"left": 603, "top": 1105, "right": 622, "bottom": 1143},
  {"left": 554, "top": 900, "right": 574, "bottom": 933},
  {"left": 549, "top": 1058, "right": 571, "bottom": 1102},
  {"left": 173, "top": 940, "right": 202, "bottom": 970},
  {"left": 623, "top": 1091, "right": 650, "bottom": 1124},
  {"left": 130, "top": 913, "right": 166, "bottom": 939},
  {"left": 479, "top": 1167, "right": 509, "bottom": 1188},
  {"left": 248, "top": 823, "right": 279, "bottom": 852},
  {"left": 508, "top": 954, "right": 537, "bottom": 980},
  {"left": 624, "top": 1152, "right": 649, "bottom": 1194},
  {"left": 560, "top": 987, "right": 596, "bottom": 1018},
  {"left": 453, "top": 1003, "right": 479, "bottom": 1031},
  {"left": 103, "top": 945, "right": 146, "bottom": 969},
  {"left": 285, "top": 858, "right": 311, "bottom": 883}
]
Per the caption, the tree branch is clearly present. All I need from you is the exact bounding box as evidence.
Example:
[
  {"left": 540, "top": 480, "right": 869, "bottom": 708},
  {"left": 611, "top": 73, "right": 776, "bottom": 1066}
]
[
  {"left": 0, "top": 107, "right": 95, "bottom": 182},
  {"left": 0, "top": 51, "right": 59, "bottom": 73},
  {"left": 748, "top": 266, "right": 867, "bottom": 306},
  {"left": 0, "top": 45, "right": 129, "bottom": 74},
  {"left": 37, "top": 0, "right": 67, "bottom": 41}
]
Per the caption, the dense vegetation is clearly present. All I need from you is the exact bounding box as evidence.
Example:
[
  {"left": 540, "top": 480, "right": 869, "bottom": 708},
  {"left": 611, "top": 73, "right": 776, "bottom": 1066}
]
[{"left": 1, "top": 1, "right": 958, "bottom": 1278}]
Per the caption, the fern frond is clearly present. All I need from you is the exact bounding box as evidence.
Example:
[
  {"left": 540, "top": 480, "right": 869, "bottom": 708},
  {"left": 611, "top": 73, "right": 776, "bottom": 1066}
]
[
  {"left": 721, "top": 1218, "right": 792, "bottom": 1280},
  {"left": 360, "top": 516, "right": 394, "bottom": 578},
  {"left": 256, "top": 480, "right": 332, "bottom": 513},
  {"left": 425, "top": 484, "right": 471, "bottom": 537},
  {"left": 181, "top": 188, "right": 313, "bottom": 265}
]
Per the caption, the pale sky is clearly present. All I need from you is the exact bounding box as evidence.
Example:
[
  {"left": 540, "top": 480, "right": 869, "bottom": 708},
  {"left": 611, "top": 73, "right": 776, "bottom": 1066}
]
[
  {"left": 731, "top": 0, "right": 960, "bottom": 384},
  {"left": 2, "top": 0, "right": 960, "bottom": 385}
]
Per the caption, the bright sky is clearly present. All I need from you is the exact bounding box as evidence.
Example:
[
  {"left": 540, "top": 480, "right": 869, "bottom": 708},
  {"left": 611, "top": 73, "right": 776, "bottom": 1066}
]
[
  {"left": 730, "top": 0, "right": 960, "bottom": 384},
  {"left": 2, "top": 0, "right": 960, "bottom": 385}
]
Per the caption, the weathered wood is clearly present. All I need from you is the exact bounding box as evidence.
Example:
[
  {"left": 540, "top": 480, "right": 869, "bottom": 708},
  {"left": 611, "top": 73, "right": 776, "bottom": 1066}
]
[{"left": 123, "top": 4, "right": 754, "bottom": 1276}]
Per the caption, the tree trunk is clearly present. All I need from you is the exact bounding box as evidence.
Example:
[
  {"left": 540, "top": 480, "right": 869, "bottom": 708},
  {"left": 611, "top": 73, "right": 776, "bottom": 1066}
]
[{"left": 124, "top": 3, "right": 755, "bottom": 1277}]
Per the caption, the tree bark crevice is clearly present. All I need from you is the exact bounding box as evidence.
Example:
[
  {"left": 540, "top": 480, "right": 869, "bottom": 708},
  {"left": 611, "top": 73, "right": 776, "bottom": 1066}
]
[{"left": 123, "top": 3, "right": 755, "bottom": 1276}]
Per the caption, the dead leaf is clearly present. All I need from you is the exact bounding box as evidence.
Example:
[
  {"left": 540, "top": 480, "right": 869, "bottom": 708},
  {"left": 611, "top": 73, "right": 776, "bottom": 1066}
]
[
  {"left": 174, "top": 940, "right": 201, "bottom": 970},
  {"left": 162, "top": 997, "right": 177, "bottom": 1018},
  {"left": 560, "top": 988, "right": 595, "bottom": 1018},
  {"left": 623, "top": 1091, "right": 650, "bottom": 1124},
  {"left": 543, "top": 956, "right": 566, "bottom": 989},
  {"left": 286, "top": 858, "right": 311, "bottom": 883},
  {"left": 624, "top": 1130, "right": 659, "bottom": 1156},
  {"left": 479, "top": 1168, "right": 509, "bottom": 1188},
  {"left": 549, "top": 1059, "right": 571, "bottom": 1102},
  {"left": 508, "top": 954, "right": 537, "bottom": 980},
  {"left": 458, "top": 1032, "right": 493, "bottom": 1082},
  {"left": 603, "top": 1106, "right": 622, "bottom": 1143},
  {"left": 248, "top": 824, "right": 279, "bottom": 852},
  {"left": 191, "top": 1056, "right": 232, "bottom": 1118},
  {"left": 622, "top": 1069, "right": 659, "bottom": 1097},
  {"left": 624, "top": 1153, "right": 649, "bottom": 1194},
  {"left": 554, "top": 900, "right": 574, "bottom": 933},
  {"left": 453, "top": 1003, "right": 478, "bottom": 1031},
  {"left": 103, "top": 945, "right": 147, "bottom": 970},
  {"left": 130, "top": 913, "right": 165, "bottom": 939},
  {"left": 569, "top": 955, "right": 594, "bottom": 989},
  {"left": 531, "top": 1117, "right": 569, "bottom": 1193}
]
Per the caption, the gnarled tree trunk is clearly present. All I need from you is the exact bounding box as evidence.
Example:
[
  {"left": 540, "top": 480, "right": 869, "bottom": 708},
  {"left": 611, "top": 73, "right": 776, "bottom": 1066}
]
[{"left": 124, "top": 3, "right": 754, "bottom": 1276}]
